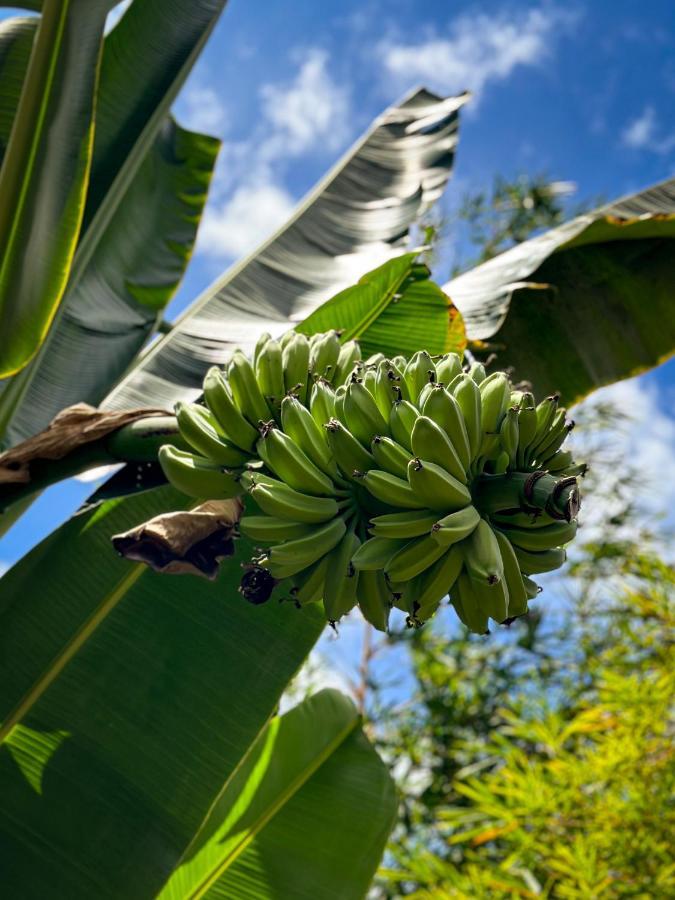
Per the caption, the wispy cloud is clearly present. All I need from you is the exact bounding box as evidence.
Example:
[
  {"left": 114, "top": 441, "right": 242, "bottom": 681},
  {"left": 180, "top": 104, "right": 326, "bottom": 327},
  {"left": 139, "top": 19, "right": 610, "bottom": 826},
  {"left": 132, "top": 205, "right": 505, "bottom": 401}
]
[
  {"left": 378, "top": 6, "right": 576, "bottom": 103},
  {"left": 178, "top": 86, "right": 228, "bottom": 136},
  {"left": 196, "top": 49, "right": 351, "bottom": 261},
  {"left": 621, "top": 105, "right": 675, "bottom": 154}
]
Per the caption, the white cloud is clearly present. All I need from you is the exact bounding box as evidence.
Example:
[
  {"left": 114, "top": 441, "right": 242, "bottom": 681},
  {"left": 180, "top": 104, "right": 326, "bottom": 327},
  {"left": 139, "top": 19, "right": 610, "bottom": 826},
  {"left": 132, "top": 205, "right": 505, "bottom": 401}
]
[
  {"left": 105, "top": 0, "right": 131, "bottom": 34},
  {"left": 0, "top": 560, "right": 9, "bottom": 577},
  {"left": 379, "top": 6, "right": 573, "bottom": 102},
  {"left": 179, "top": 86, "right": 228, "bottom": 136},
  {"left": 197, "top": 181, "right": 295, "bottom": 259},
  {"left": 621, "top": 105, "right": 675, "bottom": 154},
  {"left": 195, "top": 49, "right": 351, "bottom": 261}
]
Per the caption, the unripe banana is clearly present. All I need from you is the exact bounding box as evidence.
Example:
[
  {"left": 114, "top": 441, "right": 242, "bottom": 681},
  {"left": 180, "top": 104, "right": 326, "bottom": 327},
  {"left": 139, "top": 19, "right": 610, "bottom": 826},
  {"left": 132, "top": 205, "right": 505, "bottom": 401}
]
[
  {"left": 422, "top": 385, "right": 471, "bottom": 471},
  {"left": 255, "top": 338, "right": 285, "bottom": 406},
  {"left": 280, "top": 395, "right": 338, "bottom": 478},
  {"left": 254, "top": 331, "right": 273, "bottom": 364},
  {"left": 529, "top": 394, "right": 560, "bottom": 454},
  {"left": 373, "top": 360, "right": 402, "bottom": 416},
  {"left": 245, "top": 477, "right": 339, "bottom": 523},
  {"left": 496, "top": 519, "right": 577, "bottom": 552},
  {"left": 369, "top": 508, "right": 438, "bottom": 538},
  {"left": 351, "top": 536, "right": 408, "bottom": 571},
  {"left": 469, "top": 574, "right": 509, "bottom": 624},
  {"left": 468, "top": 361, "right": 486, "bottom": 384},
  {"left": 175, "top": 402, "right": 251, "bottom": 467},
  {"left": 461, "top": 518, "right": 504, "bottom": 585},
  {"left": 333, "top": 339, "right": 361, "bottom": 384},
  {"left": 516, "top": 404, "right": 538, "bottom": 467},
  {"left": 361, "top": 366, "right": 377, "bottom": 396},
  {"left": 431, "top": 505, "right": 480, "bottom": 547},
  {"left": 435, "top": 352, "right": 463, "bottom": 385},
  {"left": 451, "top": 571, "right": 489, "bottom": 634},
  {"left": 282, "top": 333, "right": 310, "bottom": 402},
  {"left": 499, "top": 407, "right": 520, "bottom": 467},
  {"left": 545, "top": 449, "right": 576, "bottom": 473},
  {"left": 292, "top": 556, "right": 330, "bottom": 605},
  {"left": 262, "top": 516, "right": 346, "bottom": 577},
  {"left": 257, "top": 426, "right": 336, "bottom": 496},
  {"left": 479, "top": 372, "right": 510, "bottom": 438},
  {"left": 203, "top": 366, "right": 259, "bottom": 452},
  {"left": 309, "top": 330, "right": 341, "bottom": 380},
  {"left": 228, "top": 350, "right": 272, "bottom": 425},
  {"left": 416, "top": 543, "right": 463, "bottom": 620},
  {"left": 384, "top": 534, "right": 447, "bottom": 581},
  {"left": 417, "top": 381, "right": 438, "bottom": 411},
  {"left": 371, "top": 434, "right": 411, "bottom": 479},
  {"left": 323, "top": 531, "right": 360, "bottom": 622},
  {"left": 325, "top": 418, "right": 375, "bottom": 477},
  {"left": 391, "top": 355, "right": 408, "bottom": 371},
  {"left": 511, "top": 544, "right": 566, "bottom": 574},
  {"left": 522, "top": 574, "right": 542, "bottom": 599},
  {"left": 494, "top": 530, "right": 528, "bottom": 619},
  {"left": 343, "top": 381, "right": 388, "bottom": 445},
  {"left": 158, "top": 445, "right": 241, "bottom": 499},
  {"left": 452, "top": 375, "right": 482, "bottom": 460},
  {"left": 364, "top": 352, "right": 386, "bottom": 367},
  {"left": 334, "top": 384, "right": 347, "bottom": 423},
  {"left": 357, "top": 570, "right": 391, "bottom": 632},
  {"left": 407, "top": 458, "right": 472, "bottom": 512},
  {"left": 404, "top": 350, "right": 436, "bottom": 402},
  {"left": 279, "top": 330, "right": 296, "bottom": 349},
  {"left": 411, "top": 415, "right": 468, "bottom": 484},
  {"left": 389, "top": 398, "right": 420, "bottom": 450},
  {"left": 493, "top": 451, "right": 510, "bottom": 474},
  {"left": 491, "top": 509, "right": 558, "bottom": 529},
  {"left": 536, "top": 415, "right": 573, "bottom": 464},
  {"left": 357, "top": 469, "right": 424, "bottom": 509},
  {"left": 309, "top": 380, "right": 336, "bottom": 426},
  {"left": 239, "top": 516, "right": 314, "bottom": 542}
]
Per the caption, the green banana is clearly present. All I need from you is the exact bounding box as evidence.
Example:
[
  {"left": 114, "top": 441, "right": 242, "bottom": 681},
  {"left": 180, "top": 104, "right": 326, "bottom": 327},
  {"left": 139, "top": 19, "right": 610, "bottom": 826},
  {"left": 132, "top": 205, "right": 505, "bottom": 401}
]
[
  {"left": 262, "top": 516, "right": 346, "bottom": 577},
  {"left": 535, "top": 414, "right": 573, "bottom": 464},
  {"left": 431, "top": 505, "right": 480, "bottom": 547},
  {"left": 358, "top": 469, "right": 424, "bottom": 509},
  {"left": 528, "top": 394, "right": 560, "bottom": 454},
  {"left": 369, "top": 508, "right": 438, "bottom": 538},
  {"left": 323, "top": 531, "right": 360, "bottom": 622},
  {"left": 309, "top": 330, "right": 341, "bottom": 380},
  {"left": 351, "top": 536, "right": 408, "bottom": 571},
  {"left": 389, "top": 398, "right": 420, "bottom": 450},
  {"left": 333, "top": 340, "right": 361, "bottom": 385},
  {"left": 422, "top": 385, "right": 471, "bottom": 471},
  {"left": 468, "top": 361, "right": 486, "bottom": 384},
  {"left": 334, "top": 384, "right": 347, "bottom": 423},
  {"left": 158, "top": 445, "right": 241, "bottom": 499},
  {"left": 499, "top": 406, "right": 520, "bottom": 467},
  {"left": 325, "top": 418, "right": 375, "bottom": 477},
  {"left": 239, "top": 516, "right": 314, "bottom": 542},
  {"left": 228, "top": 350, "right": 272, "bottom": 424},
  {"left": 343, "top": 381, "right": 388, "bottom": 445},
  {"left": 371, "top": 435, "right": 411, "bottom": 478},
  {"left": 452, "top": 375, "right": 482, "bottom": 460},
  {"left": 384, "top": 534, "right": 447, "bottom": 581},
  {"left": 522, "top": 574, "right": 541, "bottom": 599},
  {"left": 407, "top": 458, "right": 472, "bottom": 512},
  {"left": 516, "top": 402, "right": 538, "bottom": 467},
  {"left": 461, "top": 518, "right": 504, "bottom": 584},
  {"left": 246, "top": 478, "right": 339, "bottom": 523},
  {"left": 292, "top": 556, "right": 329, "bottom": 605},
  {"left": 415, "top": 544, "right": 463, "bottom": 620},
  {"left": 469, "top": 573, "right": 509, "bottom": 623},
  {"left": 309, "top": 379, "right": 336, "bottom": 426},
  {"left": 511, "top": 544, "right": 566, "bottom": 574},
  {"left": 255, "top": 338, "right": 285, "bottom": 406},
  {"left": 373, "top": 360, "right": 401, "bottom": 416},
  {"left": 357, "top": 569, "right": 391, "bottom": 632},
  {"left": 404, "top": 350, "right": 436, "bottom": 402},
  {"left": 545, "top": 449, "right": 575, "bottom": 473},
  {"left": 253, "top": 331, "right": 272, "bottom": 364},
  {"left": 175, "top": 402, "right": 251, "bottom": 467},
  {"left": 282, "top": 332, "right": 310, "bottom": 401},
  {"left": 494, "top": 530, "right": 529, "bottom": 619},
  {"left": 257, "top": 426, "right": 336, "bottom": 496},
  {"left": 203, "top": 366, "right": 258, "bottom": 452},
  {"left": 451, "top": 571, "right": 489, "bottom": 634},
  {"left": 435, "top": 352, "right": 463, "bottom": 384},
  {"left": 479, "top": 372, "right": 510, "bottom": 438},
  {"left": 411, "top": 415, "right": 468, "bottom": 484},
  {"left": 280, "top": 395, "right": 338, "bottom": 478},
  {"left": 496, "top": 519, "right": 577, "bottom": 552}
]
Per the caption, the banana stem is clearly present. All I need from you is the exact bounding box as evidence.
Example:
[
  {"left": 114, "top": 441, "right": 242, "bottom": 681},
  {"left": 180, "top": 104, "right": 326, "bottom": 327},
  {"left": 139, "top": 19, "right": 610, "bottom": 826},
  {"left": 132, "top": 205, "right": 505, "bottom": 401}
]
[
  {"left": 474, "top": 471, "right": 580, "bottom": 522},
  {"left": 0, "top": 415, "right": 185, "bottom": 514}
]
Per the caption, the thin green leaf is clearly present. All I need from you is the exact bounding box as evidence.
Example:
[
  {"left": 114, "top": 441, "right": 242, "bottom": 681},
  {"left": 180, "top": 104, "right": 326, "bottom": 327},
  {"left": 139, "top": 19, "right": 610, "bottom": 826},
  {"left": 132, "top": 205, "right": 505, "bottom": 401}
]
[
  {"left": 159, "top": 690, "right": 397, "bottom": 900},
  {"left": 444, "top": 177, "right": 675, "bottom": 402},
  {"left": 0, "top": 0, "right": 112, "bottom": 377},
  {"left": 0, "top": 487, "right": 325, "bottom": 897}
]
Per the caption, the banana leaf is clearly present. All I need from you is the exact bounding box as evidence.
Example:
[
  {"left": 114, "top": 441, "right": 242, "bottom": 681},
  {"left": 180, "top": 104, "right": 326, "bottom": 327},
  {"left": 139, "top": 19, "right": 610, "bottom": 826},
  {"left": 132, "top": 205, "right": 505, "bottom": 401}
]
[
  {"left": 102, "top": 89, "right": 467, "bottom": 412},
  {"left": 0, "top": 484, "right": 395, "bottom": 896},
  {"left": 444, "top": 176, "right": 675, "bottom": 402},
  {"left": 0, "top": 0, "right": 114, "bottom": 378}
]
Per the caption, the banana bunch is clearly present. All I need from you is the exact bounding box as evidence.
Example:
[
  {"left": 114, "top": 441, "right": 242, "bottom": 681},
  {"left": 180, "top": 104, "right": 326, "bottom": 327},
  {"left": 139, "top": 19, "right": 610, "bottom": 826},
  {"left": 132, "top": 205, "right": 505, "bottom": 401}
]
[{"left": 159, "top": 332, "right": 584, "bottom": 635}]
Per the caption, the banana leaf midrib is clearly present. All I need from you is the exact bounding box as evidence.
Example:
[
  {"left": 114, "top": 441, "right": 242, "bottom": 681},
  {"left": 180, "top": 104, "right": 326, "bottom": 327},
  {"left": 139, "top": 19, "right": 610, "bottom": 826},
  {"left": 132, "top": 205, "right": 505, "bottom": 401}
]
[{"left": 172, "top": 712, "right": 361, "bottom": 900}]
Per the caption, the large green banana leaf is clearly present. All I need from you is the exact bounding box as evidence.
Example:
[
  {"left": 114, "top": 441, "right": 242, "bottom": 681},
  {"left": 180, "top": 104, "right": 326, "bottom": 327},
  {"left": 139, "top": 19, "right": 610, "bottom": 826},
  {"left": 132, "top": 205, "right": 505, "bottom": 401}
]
[
  {"left": 0, "top": 17, "right": 35, "bottom": 160},
  {"left": 444, "top": 177, "right": 675, "bottom": 402},
  {"left": 0, "top": 485, "right": 395, "bottom": 896},
  {"left": 0, "top": 0, "right": 229, "bottom": 446},
  {"left": 101, "top": 89, "right": 467, "bottom": 413},
  {"left": 159, "top": 689, "right": 396, "bottom": 899},
  {"left": 0, "top": 0, "right": 114, "bottom": 378}
]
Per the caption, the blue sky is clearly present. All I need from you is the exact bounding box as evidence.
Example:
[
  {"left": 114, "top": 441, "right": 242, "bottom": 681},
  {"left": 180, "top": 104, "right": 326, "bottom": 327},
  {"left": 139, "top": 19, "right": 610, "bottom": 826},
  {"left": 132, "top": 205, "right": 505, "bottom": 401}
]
[{"left": 1, "top": 0, "right": 674, "bottom": 577}]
